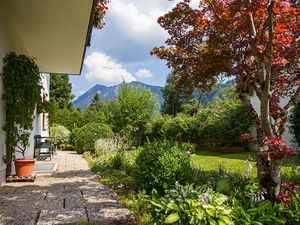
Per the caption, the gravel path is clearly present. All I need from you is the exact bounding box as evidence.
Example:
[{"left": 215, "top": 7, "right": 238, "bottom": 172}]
[{"left": 0, "top": 151, "right": 134, "bottom": 225}]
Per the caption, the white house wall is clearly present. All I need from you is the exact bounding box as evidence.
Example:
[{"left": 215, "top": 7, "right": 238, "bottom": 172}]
[
  {"left": 0, "top": 19, "right": 10, "bottom": 184},
  {"left": 251, "top": 93, "right": 296, "bottom": 148},
  {"left": 39, "top": 73, "right": 50, "bottom": 138}
]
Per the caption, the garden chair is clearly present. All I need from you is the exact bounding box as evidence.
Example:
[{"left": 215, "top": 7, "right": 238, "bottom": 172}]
[{"left": 34, "top": 135, "right": 53, "bottom": 160}]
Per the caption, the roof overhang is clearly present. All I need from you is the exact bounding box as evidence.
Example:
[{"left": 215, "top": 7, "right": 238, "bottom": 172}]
[{"left": 1, "top": 0, "right": 95, "bottom": 74}]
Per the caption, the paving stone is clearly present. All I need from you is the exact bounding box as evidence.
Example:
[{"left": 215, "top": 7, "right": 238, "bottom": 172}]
[
  {"left": 0, "top": 151, "right": 134, "bottom": 225},
  {"left": 88, "top": 207, "right": 135, "bottom": 224},
  {"left": 37, "top": 209, "right": 87, "bottom": 225}
]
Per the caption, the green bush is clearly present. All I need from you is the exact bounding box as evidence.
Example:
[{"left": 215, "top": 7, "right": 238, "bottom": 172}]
[
  {"left": 68, "top": 128, "right": 80, "bottom": 150},
  {"left": 74, "top": 122, "right": 113, "bottom": 154},
  {"left": 291, "top": 97, "right": 300, "bottom": 147},
  {"left": 194, "top": 98, "right": 252, "bottom": 139},
  {"left": 145, "top": 114, "right": 197, "bottom": 141},
  {"left": 94, "top": 138, "right": 120, "bottom": 156},
  {"left": 50, "top": 124, "right": 71, "bottom": 148},
  {"left": 146, "top": 98, "right": 251, "bottom": 143},
  {"left": 162, "top": 113, "right": 196, "bottom": 141},
  {"left": 135, "top": 140, "right": 194, "bottom": 192},
  {"left": 145, "top": 115, "right": 166, "bottom": 141}
]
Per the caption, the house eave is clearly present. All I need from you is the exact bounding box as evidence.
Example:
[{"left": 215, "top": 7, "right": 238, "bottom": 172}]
[{"left": 0, "top": 0, "right": 95, "bottom": 75}]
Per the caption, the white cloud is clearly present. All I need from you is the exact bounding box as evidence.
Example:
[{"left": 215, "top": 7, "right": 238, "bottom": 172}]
[
  {"left": 107, "top": 0, "right": 200, "bottom": 44},
  {"left": 108, "top": 1, "right": 168, "bottom": 43},
  {"left": 84, "top": 52, "right": 136, "bottom": 86},
  {"left": 135, "top": 69, "right": 154, "bottom": 78}
]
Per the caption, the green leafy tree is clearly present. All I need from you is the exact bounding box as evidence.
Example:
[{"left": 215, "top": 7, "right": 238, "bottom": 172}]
[
  {"left": 162, "top": 73, "right": 192, "bottom": 116},
  {"left": 88, "top": 93, "right": 103, "bottom": 112},
  {"left": 55, "top": 108, "right": 107, "bottom": 131},
  {"left": 50, "top": 74, "right": 74, "bottom": 109},
  {"left": 114, "top": 83, "right": 159, "bottom": 146}
]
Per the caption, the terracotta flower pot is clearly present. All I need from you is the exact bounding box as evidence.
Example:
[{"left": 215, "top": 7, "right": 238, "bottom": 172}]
[{"left": 15, "top": 158, "right": 35, "bottom": 176}]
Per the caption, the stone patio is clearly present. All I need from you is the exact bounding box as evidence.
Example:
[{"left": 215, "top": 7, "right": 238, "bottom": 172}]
[{"left": 0, "top": 151, "right": 135, "bottom": 225}]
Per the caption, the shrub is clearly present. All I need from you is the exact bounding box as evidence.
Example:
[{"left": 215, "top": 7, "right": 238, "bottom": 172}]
[
  {"left": 95, "top": 138, "right": 120, "bottom": 156},
  {"left": 59, "top": 143, "right": 74, "bottom": 151},
  {"left": 145, "top": 115, "right": 166, "bottom": 141},
  {"left": 94, "top": 135, "right": 128, "bottom": 157},
  {"left": 145, "top": 98, "right": 251, "bottom": 142},
  {"left": 135, "top": 140, "right": 194, "bottom": 192},
  {"left": 162, "top": 113, "right": 196, "bottom": 141},
  {"left": 90, "top": 152, "right": 115, "bottom": 172},
  {"left": 74, "top": 122, "right": 113, "bottom": 154},
  {"left": 68, "top": 128, "right": 80, "bottom": 150},
  {"left": 50, "top": 124, "right": 71, "bottom": 148},
  {"left": 194, "top": 98, "right": 252, "bottom": 139}
]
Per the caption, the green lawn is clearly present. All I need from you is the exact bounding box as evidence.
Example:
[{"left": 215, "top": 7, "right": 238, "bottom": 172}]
[
  {"left": 191, "top": 150, "right": 300, "bottom": 182},
  {"left": 191, "top": 151, "right": 257, "bottom": 176}
]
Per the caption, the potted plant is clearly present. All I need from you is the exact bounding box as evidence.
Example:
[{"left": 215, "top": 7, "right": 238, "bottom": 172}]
[
  {"left": 2, "top": 52, "right": 42, "bottom": 177},
  {"left": 14, "top": 132, "right": 36, "bottom": 176}
]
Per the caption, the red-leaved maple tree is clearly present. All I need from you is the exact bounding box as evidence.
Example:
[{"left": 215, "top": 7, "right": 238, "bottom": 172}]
[{"left": 152, "top": 0, "right": 299, "bottom": 199}]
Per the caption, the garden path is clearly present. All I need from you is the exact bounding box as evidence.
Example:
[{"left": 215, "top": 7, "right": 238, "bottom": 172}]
[{"left": 0, "top": 151, "right": 134, "bottom": 225}]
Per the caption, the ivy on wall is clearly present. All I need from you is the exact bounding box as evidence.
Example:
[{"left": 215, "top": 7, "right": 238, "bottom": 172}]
[{"left": 1, "top": 52, "right": 42, "bottom": 176}]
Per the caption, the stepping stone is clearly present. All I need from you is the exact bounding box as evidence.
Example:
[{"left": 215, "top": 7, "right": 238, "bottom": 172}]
[
  {"left": 37, "top": 209, "right": 87, "bottom": 225},
  {"left": 88, "top": 207, "right": 135, "bottom": 224}
]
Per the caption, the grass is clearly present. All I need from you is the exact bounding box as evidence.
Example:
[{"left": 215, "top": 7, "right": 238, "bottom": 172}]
[
  {"left": 191, "top": 150, "right": 300, "bottom": 183},
  {"left": 191, "top": 151, "right": 257, "bottom": 176}
]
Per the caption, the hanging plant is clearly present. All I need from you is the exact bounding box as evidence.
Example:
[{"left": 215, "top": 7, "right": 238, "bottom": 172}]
[
  {"left": 93, "top": 0, "right": 109, "bottom": 29},
  {"left": 1, "top": 52, "right": 42, "bottom": 177}
]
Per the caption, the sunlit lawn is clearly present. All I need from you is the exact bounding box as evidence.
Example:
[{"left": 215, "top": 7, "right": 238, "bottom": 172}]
[
  {"left": 191, "top": 150, "right": 300, "bottom": 182},
  {"left": 191, "top": 151, "right": 257, "bottom": 176}
]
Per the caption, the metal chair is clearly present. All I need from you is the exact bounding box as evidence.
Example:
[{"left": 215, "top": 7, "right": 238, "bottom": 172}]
[{"left": 34, "top": 135, "right": 53, "bottom": 160}]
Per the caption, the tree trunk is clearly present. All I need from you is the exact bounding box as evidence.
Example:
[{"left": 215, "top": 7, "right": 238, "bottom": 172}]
[
  {"left": 5, "top": 162, "right": 12, "bottom": 178},
  {"left": 257, "top": 141, "right": 282, "bottom": 200}
]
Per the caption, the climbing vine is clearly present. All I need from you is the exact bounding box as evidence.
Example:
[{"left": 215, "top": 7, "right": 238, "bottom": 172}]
[{"left": 1, "top": 52, "right": 42, "bottom": 176}]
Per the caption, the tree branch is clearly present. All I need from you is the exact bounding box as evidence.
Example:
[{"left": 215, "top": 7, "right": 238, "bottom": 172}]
[
  {"left": 253, "top": 84, "right": 262, "bottom": 100},
  {"left": 284, "top": 86, "right": 300, "bottom": 112},
  {"left": 267, "top": 1, "right": 274, "bottom": 70}
]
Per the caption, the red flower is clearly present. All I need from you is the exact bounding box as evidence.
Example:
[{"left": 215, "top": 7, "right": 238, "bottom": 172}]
[
  {"left": 263, "top": 137, "right": 292, "bottom": 161},
  {"left": 278, "top": 191, "right": 292, "bottom": 205},
  {"left": 281, "top": 183, "right": 299, "bottom": 193},
  {"left": 240, "top": 133, "right": 256, "bottom": 143}
]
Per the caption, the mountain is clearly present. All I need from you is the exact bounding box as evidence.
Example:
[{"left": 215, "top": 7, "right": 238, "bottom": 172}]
[{"left": 73, "top": 81, "right": 164, "bottom": 109}]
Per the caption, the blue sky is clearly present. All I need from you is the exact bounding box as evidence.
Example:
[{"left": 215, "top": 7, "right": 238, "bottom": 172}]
[{"left": 70, "top": 0, "right": 198, "bottom": 98}]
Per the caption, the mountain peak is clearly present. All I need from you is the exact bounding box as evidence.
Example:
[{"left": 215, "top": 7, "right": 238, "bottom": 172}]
[{"left": 73, "top": 81, "right": 164, "bottom": 109}]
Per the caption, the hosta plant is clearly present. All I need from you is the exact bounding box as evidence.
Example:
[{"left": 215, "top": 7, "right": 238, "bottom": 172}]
[{"left": 149, "top": 182, "right": 233, "bottom": 225}]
